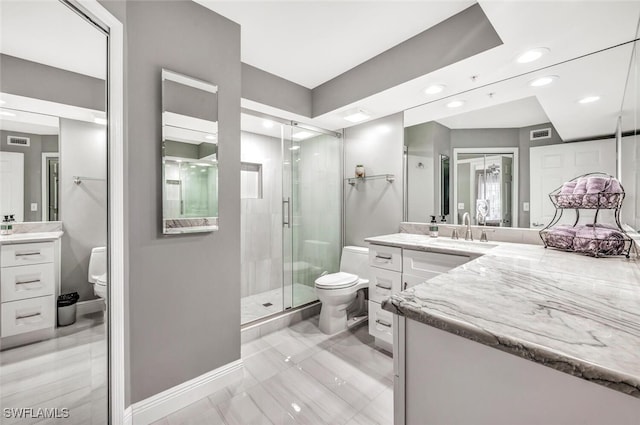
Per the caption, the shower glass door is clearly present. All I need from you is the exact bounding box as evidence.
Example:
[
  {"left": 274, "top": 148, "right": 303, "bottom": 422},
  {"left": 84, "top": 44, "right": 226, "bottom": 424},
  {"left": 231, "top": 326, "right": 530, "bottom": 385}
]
[
  {"left": 284, "top": 125, "right": 342, "bottom": 308},
  {"left": 240, "top": 112, "right": 342, "bottom": 324}
]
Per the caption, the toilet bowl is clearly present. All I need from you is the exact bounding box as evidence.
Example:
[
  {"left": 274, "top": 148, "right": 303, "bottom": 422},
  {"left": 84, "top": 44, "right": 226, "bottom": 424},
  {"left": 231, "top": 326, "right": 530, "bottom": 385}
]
[
  {"left": 88, "top": 247, "right": 107, "bottom": 300},
  {"left": 315, "top": 246, "right": 369, "bottom": 334}
]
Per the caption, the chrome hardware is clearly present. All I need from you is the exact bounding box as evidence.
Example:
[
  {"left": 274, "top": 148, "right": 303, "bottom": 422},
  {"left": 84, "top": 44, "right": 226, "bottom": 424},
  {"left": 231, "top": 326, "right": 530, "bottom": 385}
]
[
  {"left": 451, "top": 228, "right": 459, "bottom": 240},
  {"left": 375, "top": 319, "right": 392, "bottom": 328},
  {"left": 282, "top": 198, "right": 291, "bottom": 228},
  {"left": 480, "top": 229, "right": 489, "bottom": 242},
  {"left": 15, "top": 252, "right": 41, "bottom": 257},
  {"left": 375, "top": 254, "right": 392, "bottom": 261},
  {"left": 375, "top": 283, "right": 392, "bottom": 290},
  {"left": 462, "top": 212, "right": 473, "bottom": 241}
]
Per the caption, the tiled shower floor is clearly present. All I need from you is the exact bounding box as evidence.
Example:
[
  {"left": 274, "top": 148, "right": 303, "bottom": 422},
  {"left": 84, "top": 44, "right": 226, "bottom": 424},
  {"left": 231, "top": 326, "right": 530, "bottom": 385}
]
[{"left": 241, "top": 283, "right": 318, "bottom": 324}]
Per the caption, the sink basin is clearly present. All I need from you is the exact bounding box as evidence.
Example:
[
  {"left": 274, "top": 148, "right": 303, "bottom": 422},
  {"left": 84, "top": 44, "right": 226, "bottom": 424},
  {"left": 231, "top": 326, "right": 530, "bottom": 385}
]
[{"left": 430, "top": 238, "right": 499, "bottom": 250}]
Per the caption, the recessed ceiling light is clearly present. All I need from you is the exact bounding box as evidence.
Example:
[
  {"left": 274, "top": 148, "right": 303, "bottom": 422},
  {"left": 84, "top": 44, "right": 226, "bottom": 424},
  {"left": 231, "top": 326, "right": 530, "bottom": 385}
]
[
  {"left": 205, "top": 134, "right": 216, "bottom": 140},
  {"left": 424, "top": 84, "right": 446, "bottom": 95},
  {"left": 0, "top": 100, "right": 5, "bottom": 105},
  {"left": 529, "top": 75, "right": 558, "bottom": 87},
  {"left": 292, "top": 131, "right": 312, "bottom": 140},
  {"left": 516, "top": 47, "right": 549, "bottom": 64},
  {"left": 446, "top": 100, "right": 465, "bottom": 108},
  {"left": 0, "top": 111, "right": 16, "bottom": 117},
  {"left": 263, "top": 120, "right": 274, "bottom": 128},
  {"left": 343, "top": 109, "right": 371, "bottom": 123},
  {"left": 94, "top": 117, "right": 107, "bottom": 125},
  {"left": 289, "top": 145, "right": 301, "bottom": 151},
  {"left": 578, "top": 96, "right": 600, "bottom": 104}
]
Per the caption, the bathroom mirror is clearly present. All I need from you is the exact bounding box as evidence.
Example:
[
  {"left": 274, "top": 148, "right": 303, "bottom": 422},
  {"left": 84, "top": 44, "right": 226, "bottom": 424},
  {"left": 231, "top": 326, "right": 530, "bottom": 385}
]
[
  {"left": 162, "top": 69, "right": 219, "bottom": 234},
  {"left": 404, "top": 40, "right": 640, "bottom": 230}
]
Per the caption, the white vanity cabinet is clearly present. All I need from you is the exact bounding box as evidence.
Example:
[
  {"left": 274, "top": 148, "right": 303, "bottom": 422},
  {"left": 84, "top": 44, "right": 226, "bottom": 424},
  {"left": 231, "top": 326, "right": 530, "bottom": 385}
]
[
  {"left": 368, "top": 244, "right": 472, "bottom": 350},
  {"left": 1, "top": 239, "right": 61, "bottom": 347}
]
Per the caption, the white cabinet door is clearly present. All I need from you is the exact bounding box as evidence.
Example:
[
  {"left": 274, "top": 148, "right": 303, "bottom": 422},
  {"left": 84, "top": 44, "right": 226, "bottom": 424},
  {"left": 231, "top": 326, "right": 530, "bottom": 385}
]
[{"left": 530, "top": 139, "right": 616, "bottom": 228}]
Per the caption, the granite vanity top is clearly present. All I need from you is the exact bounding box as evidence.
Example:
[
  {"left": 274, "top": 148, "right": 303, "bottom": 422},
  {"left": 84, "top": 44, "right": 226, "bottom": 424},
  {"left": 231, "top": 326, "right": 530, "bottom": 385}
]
[
  {"left": 0, "top": 231, "right": 64, "bottom": 244},
  {"left": 367, "top": 233, "right": 640, "bottom": 399}
]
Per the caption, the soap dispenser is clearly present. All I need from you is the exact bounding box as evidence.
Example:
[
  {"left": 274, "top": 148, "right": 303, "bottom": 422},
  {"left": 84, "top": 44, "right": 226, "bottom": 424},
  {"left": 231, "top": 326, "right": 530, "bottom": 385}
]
[
  {"left": 1, "top": 216, "right": 8, "bottom": 236},
  {"left": 8, "top": 214, "right": 15, "bottom": 235},
  {"left": 429, "top": 215, "right": 439, "bottom": 238}
]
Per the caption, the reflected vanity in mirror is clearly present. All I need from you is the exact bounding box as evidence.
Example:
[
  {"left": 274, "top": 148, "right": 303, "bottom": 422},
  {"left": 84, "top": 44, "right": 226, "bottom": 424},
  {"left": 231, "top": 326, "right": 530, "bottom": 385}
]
[
  {"left": 162, "top": 69, "right": 219, "bottom": 234},
  {"left": 405, "top": 39, "right": 640, "bottom": 233}
]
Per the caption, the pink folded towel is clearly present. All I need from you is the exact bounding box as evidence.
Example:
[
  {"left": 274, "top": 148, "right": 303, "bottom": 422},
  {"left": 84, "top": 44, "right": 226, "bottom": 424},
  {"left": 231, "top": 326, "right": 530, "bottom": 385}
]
[
  {"left": 586, "top": 176, "right": 609, "bottom": 194},
  {"left": 574, "top": 226, "right": 625, "bottom": 256},
  {"left": 573, "top": 178, "right": 588, "bottom": 195},
  {"left": 607, "top": 178, "right": 622, "bottom": 194},
  {"left": 560, "top": 181, "right": 577, "bottom": 194}
]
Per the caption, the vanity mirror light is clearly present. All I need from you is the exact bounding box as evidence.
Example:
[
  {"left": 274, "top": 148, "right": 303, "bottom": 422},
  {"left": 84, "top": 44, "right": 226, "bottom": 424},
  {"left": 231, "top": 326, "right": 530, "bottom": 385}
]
[
  {"left": 404, "top": 39, "right": 640, "bottom": 231},
  {"left": 161, "top": 69, "right": 219, "bottom": 234}
]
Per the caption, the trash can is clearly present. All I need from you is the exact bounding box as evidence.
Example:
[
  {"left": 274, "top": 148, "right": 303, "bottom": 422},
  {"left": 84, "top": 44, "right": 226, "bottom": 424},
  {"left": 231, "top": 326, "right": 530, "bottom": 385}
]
[{"left": 57, "top": 292, "right": 80, "bottom": 326}]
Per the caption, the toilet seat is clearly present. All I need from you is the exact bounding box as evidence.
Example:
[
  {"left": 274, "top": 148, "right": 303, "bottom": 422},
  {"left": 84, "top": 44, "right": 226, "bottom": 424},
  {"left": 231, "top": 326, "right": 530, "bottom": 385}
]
[{"left": 315, "top": 272, "right": 358, "bottom": 290}]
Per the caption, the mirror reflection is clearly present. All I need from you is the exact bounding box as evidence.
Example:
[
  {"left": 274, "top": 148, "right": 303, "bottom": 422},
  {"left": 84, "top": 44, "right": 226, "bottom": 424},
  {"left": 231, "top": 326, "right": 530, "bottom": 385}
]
[
  {"left": 161, "top": 69, "right": 219, "bottom": 234},
  {"left": 404, "top": 40, "right": 640, "bottom": 231}
]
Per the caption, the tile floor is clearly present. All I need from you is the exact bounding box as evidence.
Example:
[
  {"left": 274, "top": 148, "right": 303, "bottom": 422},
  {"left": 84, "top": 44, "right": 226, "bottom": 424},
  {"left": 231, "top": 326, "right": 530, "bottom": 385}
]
[
  {"left": 241, "top": 283, "right": 318, "bottom": 324},
  {"left": 0, "top": 312, "right": 107, "bottom": 425},
  {"left": 152, "top": 317, "right": 394, "bottom": 425}
]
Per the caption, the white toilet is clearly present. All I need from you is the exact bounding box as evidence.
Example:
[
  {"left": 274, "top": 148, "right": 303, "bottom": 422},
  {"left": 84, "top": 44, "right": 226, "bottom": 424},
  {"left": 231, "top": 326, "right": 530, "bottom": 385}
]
[
  {"left": 315, "top": 246, "right": 369, "bottom": 334},
  {"left": 88, "top": 246, "right": 107, "bottom": 300}
]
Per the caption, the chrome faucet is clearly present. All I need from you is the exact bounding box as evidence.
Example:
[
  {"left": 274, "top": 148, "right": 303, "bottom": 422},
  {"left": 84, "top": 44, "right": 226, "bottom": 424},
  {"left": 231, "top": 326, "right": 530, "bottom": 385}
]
[{"left": 462, "top": 212, "right": 473, "bottom": 241}]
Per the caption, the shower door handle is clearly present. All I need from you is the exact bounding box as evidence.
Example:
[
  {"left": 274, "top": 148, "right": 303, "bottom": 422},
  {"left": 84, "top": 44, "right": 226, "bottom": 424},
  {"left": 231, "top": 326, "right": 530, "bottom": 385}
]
[{"left": 282, "top": 198, "right": 291, "bottom": 228}]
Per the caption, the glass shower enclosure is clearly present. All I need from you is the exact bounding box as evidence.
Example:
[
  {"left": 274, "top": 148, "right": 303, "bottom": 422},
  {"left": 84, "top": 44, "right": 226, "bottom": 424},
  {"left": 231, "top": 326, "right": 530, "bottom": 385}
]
[{"left": 240, "top": 112, "right": 342, "bottom": 324}]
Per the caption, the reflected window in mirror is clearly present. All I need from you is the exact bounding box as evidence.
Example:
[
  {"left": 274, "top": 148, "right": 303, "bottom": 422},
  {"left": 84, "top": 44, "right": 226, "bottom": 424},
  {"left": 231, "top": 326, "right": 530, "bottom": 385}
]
[{"left": 161, "top": 69, "right": 219, "bottom": 234}]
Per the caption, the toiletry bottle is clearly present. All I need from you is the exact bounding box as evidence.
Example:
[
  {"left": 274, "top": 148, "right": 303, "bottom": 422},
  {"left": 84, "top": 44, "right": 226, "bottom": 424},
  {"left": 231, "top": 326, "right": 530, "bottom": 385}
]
[
  {"left": 440, "top": 215, "right": 447, "bottom": 224},
  {"left": 1, "top": 216, "right": 8, "bottom": 236},
  {"left": 429, "top": 215, "right": 439, "bottom": 238},
  {"left": 8, "top": 214, "right": 15, "bottom": 235}
]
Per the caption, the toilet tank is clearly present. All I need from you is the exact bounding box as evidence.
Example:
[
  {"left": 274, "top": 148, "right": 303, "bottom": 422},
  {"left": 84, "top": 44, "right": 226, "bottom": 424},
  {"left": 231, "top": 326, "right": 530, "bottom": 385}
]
[
  {"left": 88, "top": 246, "right": 107, "bottom": 283},
  {"left": 340, "top": 246, "right": 370, "bottom": 280}
]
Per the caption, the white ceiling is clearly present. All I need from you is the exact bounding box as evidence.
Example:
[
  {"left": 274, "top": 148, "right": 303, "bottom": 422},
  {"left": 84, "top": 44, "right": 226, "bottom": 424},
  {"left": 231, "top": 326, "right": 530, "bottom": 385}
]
[
  {"left": 196, "top": 0, "right": 474, "bottom": 88},
  {"left": 238, "top": 1, "right": 640, "bottom": 133},
  {"left": 0, "top": 0, "right": 106, "bottom": 79},
  {"left": 435, "top": 96, "right": 549, "bottom": 130}
]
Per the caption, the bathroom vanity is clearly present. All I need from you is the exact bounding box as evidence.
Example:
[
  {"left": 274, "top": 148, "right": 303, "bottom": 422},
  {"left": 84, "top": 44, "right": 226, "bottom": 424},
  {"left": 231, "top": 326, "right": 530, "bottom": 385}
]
[
  {"left": 368, "top": 229, "right": 640, "bottom": 425},
  {"left": 0, "top": 231, "right": 63, "bottom": 349}
]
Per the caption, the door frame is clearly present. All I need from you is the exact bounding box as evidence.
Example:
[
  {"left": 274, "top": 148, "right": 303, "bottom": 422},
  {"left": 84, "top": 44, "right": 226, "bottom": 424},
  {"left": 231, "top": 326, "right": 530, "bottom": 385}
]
[
  {"left": 452, "top": 147, "right": 519, "bottom": 227},
  {"left": 41, "top": 152, "right": 60, "bottom": 221}
]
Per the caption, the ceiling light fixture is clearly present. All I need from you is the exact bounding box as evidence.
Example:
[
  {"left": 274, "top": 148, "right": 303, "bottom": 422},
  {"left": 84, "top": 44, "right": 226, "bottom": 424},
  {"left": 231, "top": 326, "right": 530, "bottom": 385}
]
[
  {"left": 263, "top": 120, "right": 274, "bottom": 129},
  {"left": 289, "top": 145, "right": 301, "bottom": 151},
  {"left": 446, "top": 100, "right": 465, "bottom": 109},
  {"left": 578, "top": 96, "right": 600, "bottom": 104},
  {"left": 292, "top": 131, "right": 312, "bottom": 140},
  {"left": 205, "top": 134, "right": 216, "bottom": 140},
  {"left": 0, "top": 111, "right": 16, "bottom": 117},
  {"left": 94, "top": 117, "right": 107, "bottom": 125},
  {"left": 343, "top": 109, "right": 371, "bottom": 123},
  {"left": 516, "top": 47, "right": 549, "bottom": 64},
  {"left": 424, "top": 84, "right": 446, "bottom": 95},
  {"left": 0, "top": 100, "right": 5, "bottom": 105},
  {"left": 529, "top": 75, "right": 558, "bottom": 87}
]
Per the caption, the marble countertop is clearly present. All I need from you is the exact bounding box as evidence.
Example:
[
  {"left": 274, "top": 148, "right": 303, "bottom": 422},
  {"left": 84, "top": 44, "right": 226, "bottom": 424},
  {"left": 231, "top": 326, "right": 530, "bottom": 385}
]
[
  {"left": 367, "top": 233, "right": 640, "bottom": 399},
  {"left": 0, "top": 231, "right": 64, "bottom": 244}
]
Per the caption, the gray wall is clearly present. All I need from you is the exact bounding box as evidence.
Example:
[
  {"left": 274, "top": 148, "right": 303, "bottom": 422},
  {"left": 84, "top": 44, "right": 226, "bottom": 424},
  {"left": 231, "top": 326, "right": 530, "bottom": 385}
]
[
  {"left": 344, "top": 113, "right": 404, "bottom": 245},
  {"left": 312, "top": 4, "right": 502, "bottom": 116},
  {"left": 0, "top": 130, "right": 58, "bottom": 222},
  {"left": 0, "top": 54, "right": 105, "bottom": 111},
  {"left": 242, "top": 63, "right": 312, "bottom": 117},
  {"left": 59, "top": 119, "right": 107, "bottom": 301},
  {"left": 124, "top": 0, "right": 241, "bottom": 404}
]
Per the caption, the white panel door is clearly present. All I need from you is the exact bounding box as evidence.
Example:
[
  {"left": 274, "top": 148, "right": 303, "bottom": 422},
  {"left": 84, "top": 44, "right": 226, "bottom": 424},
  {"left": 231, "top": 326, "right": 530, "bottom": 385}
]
[
  {"left": 0, "top": 151, "right": 24, "bottom": 222},
  {"left": 530, "top": 139, "right": 616, "bottom": 228}
]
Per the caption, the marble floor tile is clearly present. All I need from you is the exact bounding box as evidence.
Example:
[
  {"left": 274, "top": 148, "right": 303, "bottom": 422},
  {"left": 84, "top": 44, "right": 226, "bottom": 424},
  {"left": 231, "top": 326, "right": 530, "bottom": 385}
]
[
  {"left": 166, "top": 398, "right": 224, "bottom": 425},
  {"left": 152, "top": 318, "right": 393, "bottom": 425}
]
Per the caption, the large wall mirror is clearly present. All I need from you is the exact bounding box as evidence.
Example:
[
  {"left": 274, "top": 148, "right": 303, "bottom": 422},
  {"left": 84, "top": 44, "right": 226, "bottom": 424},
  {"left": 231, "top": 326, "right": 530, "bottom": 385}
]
[
  {"left": 404, "top": 38, "right": 640, "bottom": 232},
  {"left": 162, "top": 69, "right": 219, "bottom": 234}
]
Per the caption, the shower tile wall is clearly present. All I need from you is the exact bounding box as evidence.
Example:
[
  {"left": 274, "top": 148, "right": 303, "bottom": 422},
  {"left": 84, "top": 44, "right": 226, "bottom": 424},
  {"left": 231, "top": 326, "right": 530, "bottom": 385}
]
[{"left": 241, "top": 131, "right": 283, "bottom": 298}]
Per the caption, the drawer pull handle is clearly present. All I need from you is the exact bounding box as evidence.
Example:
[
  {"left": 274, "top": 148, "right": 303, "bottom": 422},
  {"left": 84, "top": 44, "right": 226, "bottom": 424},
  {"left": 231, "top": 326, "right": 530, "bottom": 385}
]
[
  {"left": 16, "top": 279, "right": 43, "bottom": 289},
  {"left": 375, "top": 283, "right": 392, "bottom": 290},
  {"left": 375, "top": 254, "right": 392, "bottom": 261},
  {"left": 16, "top": 312, "right": 43, "bottom": 324},
  {"left": 15, "top": 251, "right": 42, "bottom": 257},
  {"left": 376, "top": 319, "right": 392, "bottom": 328}
]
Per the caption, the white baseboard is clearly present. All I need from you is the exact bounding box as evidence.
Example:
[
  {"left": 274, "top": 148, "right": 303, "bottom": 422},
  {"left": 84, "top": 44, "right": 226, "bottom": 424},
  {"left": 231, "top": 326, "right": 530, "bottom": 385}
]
[
  {"left": 77, "top": 298, "right": 105, "bottom": 316},
  {"left": 129, "top": 359, "right": 243, "bottom": 425},
  {"left": 123, "top": 407, "right": 133, "bottom": 425}
]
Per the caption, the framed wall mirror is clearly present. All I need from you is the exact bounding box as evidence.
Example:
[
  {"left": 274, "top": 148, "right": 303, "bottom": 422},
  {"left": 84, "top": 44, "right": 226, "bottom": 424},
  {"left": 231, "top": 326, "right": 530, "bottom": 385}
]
[
  {"left": 404, "top": 39, "right": 640, "bottom": 232},
  {"left": 161, "top": 69, "right": 219, "bottom": 234}
]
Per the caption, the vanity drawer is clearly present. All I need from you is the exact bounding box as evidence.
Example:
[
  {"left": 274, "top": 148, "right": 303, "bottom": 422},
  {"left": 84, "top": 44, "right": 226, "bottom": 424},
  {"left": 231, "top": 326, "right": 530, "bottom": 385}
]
[
  {"left": 1, "top": 242, "right": 55, "bottom": 268},
  {"left": 369, "top": 245, "right": 402, "bottom": 272},
  {"left": 403, "top": 249, "right": 470, "bottom": 276},
  {"left": 368, "top": 301, "right": 393, "bottom": 344},
  {"left": 1, "top": 295, "right": 55, "bottom": 338},
  {"left": 1, "top": 263, "right": 55, "bottom": 302},
  {"left": 369, "top": 268, "right": 402, "bottom": 304}
]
